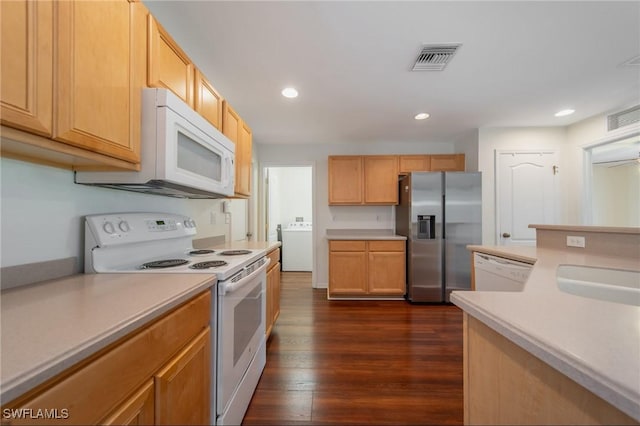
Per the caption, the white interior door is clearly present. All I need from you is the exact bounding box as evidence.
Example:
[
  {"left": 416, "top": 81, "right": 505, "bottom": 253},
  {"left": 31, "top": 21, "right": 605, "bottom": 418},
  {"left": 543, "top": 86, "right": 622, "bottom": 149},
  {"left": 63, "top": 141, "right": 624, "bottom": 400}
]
[{"left": 496, "top": 151, "right": 559, "bottom": 246}]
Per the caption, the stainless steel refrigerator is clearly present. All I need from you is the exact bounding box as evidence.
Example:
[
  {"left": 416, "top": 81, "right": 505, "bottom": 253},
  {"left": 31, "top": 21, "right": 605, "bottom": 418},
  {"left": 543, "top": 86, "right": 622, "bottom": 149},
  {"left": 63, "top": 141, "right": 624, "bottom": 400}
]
[{"left": 396, "top": 172, "right": 482, "bottom": 303}]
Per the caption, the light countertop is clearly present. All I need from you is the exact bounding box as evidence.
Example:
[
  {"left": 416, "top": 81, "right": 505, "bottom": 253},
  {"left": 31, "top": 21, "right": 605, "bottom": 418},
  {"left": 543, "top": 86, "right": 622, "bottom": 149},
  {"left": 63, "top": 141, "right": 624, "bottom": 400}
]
[
  {"left": 209, "top": 240, "right": 281, "bottom": 252},
  {"left": 0, "top": 273, "right": 215, "bottom": 403},
  {"left": 451, "top": 247, "right": 640, "bottom": 421},
  {"left": 467, "top": 244, "right": 538, "bottom": 264},
  {"left": 326, "top": 229, "right": 407, "bottom": 241}
]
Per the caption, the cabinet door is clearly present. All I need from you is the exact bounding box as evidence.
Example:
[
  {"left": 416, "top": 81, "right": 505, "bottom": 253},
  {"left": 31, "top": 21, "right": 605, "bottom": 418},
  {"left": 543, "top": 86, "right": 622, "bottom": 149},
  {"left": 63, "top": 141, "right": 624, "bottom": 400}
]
[
  {"left": 273, "top": 262, "right": 281, "bottom": 323},
  {"left": 329, "top": 251, "right": 367, "bottom": 296},
  {"left": 55, "top": 0, "right": 141, "bottom": 164},
  {"left": 364, "top": 156, "right": 399, "bottom": 204},
  {"left": 368, "top": 251, "right": 406, "bottom": 295},
  {"left": 155, "top": 327, "right": 211, "bottom": 425},
  {"left": 399, "top": 155, "right": 430, "bottom": 174},
  {"left": 222, "top": 101, "right": 240, "bottom": 144},
  {"left": 101, "top": 381, "right": 154, "bottom": 426},
  {"left": 148, "top": 15, "right": 194, "bottom": 106},
  {"left": 194, "top": 68, "right": 223, "bottom": 130},
  {"left": 266, "top": 265, "right": 275, "bottom": 336},
  {"left": 430, "top": 154, "right": 465, "bottom": 171},
  {"left": 328, "top": 156, "right": 363, "bottom": 205},
  {"left": 0, "top": 0, "right": 53, "bottom": 136},
  {"left": 236, "top": 120, "right": 252, "bottom": 196}
]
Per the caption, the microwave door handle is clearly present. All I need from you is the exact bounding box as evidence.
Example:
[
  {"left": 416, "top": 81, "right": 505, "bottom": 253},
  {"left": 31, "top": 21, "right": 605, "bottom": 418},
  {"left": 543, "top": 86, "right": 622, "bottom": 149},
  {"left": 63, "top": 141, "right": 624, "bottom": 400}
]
[{"left": 224, "top": 155, "right": 233, "bottom": 187}]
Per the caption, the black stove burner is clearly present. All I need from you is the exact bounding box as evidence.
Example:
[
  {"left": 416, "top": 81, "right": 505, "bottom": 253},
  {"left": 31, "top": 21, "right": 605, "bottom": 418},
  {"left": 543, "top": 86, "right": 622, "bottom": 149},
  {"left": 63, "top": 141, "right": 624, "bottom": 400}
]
[
  {"left": 141, "top": 259, "right": 189, "bottom": 269},
  {"left": 190, "top": 260, "right": 228, "bottom": 270},
  {"left": 189, "top": 249, "right": 215, "bottom": 256},
  {"left": 218, "top": 250, "right": 252, "bottom": 256}
]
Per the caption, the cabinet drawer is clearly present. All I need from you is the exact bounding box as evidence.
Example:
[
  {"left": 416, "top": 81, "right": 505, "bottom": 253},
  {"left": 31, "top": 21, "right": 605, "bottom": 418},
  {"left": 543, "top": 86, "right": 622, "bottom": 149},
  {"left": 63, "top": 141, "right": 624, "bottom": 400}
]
[
  {"left": 6, "top": 291, "right": 211, "bottom": 425},
  {"left": 368, "top": 240, "right": 405, "bottom": 252},
  {"left": 267, "top": 248, "right": 280, "bottom": 271},
  {"left": 329, "top": 241, "right": 366, "bottom": 251}
]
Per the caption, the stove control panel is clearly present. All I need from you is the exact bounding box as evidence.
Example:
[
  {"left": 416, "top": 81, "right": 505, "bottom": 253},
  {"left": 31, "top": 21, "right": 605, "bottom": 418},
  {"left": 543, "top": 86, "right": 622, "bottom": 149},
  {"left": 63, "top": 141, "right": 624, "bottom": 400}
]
[{"left": 85, "top": 212, "right": 197, "bottom": 247}]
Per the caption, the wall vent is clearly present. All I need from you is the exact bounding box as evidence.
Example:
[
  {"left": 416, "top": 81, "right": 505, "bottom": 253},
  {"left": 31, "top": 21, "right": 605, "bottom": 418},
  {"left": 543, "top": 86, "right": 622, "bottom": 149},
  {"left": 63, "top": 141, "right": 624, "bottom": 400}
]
[
  {"left": 411, "top": 43, "right": 462, "bottom": 71},
  {"left": 608, "top": 104, "right": 640, "bottom": 131}
]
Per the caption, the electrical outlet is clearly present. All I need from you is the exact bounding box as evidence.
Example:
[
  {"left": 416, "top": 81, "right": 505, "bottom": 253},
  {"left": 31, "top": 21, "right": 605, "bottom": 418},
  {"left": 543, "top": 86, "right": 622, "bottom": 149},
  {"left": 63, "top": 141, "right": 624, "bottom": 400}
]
[{"left": 566, "top": 235, "right": 586, "bottom": 248}]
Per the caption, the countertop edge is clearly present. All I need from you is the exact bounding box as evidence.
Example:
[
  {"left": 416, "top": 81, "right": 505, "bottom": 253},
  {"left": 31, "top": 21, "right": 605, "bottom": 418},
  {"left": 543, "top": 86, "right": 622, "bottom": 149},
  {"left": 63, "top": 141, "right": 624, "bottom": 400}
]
[
  {"left": 450, "top": 292, "right": 640, "bottom": 422},
  {"left": 0, "top": 278, "right": 215, "bottom": 403}
]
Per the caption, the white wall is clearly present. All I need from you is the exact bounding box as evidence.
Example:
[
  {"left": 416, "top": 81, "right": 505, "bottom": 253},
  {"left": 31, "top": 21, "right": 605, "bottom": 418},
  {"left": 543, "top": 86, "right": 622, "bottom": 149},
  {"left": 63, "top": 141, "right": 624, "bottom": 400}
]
[
  {"left": 592, "top": 164, "right": 640, "bottom": 227},
  {"left": 454, "top": 129, "right": 480, "bottom": 171},
  {"left": 255, "top": 140, "right": 456, "bottom": 288},
  {"left": 0, "top": 157, "right": 233, "bottom": 268}
]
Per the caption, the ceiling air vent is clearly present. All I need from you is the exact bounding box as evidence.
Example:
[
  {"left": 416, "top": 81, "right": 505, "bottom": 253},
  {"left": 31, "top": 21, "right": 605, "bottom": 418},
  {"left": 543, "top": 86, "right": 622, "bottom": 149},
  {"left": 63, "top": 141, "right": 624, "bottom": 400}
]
[
  {"left": 608, "top": 104, "right": 640, "bottom": 131},
  {"left": 411, "top": 43, "right": 462, "bottom": 71},
  {"left": 620, "top": 54, "right": 640, "bottom": 67}
]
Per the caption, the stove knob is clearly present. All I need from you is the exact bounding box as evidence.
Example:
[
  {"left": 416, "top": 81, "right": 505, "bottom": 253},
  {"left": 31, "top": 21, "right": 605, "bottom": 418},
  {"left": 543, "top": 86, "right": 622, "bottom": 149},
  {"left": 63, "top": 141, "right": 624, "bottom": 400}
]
[
  {"left": 183, "top": 219, "right": 191, "bottom": 228},
  {"left": 118, "top": 221, "right": 130, "bottom": 232},
  {"left": 103, "top": 221, "right": 116, "bottom": 234},
  {"left": 189, "top": 219, "right": 196, "bottom": 228}
]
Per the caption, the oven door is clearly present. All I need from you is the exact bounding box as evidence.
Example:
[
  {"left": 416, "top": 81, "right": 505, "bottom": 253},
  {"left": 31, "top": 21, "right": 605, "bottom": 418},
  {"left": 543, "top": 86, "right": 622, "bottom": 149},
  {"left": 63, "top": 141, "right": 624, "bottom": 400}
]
[
  {"left": 158, "top": 105, "right": 235, "bottom": 197},
  {"left": 217, "top": 258, "right": 269, "bottom": 416}
]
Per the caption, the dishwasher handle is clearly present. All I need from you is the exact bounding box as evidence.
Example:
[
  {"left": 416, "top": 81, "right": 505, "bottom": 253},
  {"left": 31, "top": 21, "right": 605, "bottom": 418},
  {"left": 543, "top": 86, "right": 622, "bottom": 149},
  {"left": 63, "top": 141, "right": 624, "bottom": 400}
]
[{"left": 475, "top": 253, "right": 532, "bottom": 271}]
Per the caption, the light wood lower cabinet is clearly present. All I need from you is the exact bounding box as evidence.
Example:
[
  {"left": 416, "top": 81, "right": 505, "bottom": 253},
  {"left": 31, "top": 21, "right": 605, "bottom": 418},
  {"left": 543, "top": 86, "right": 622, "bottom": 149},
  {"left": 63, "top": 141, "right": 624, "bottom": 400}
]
[
  {"left": 266, "top": 247, "right": 281, "bottom": 338},
  {"left": 328, "top": 240, "right": 406, "bottom": 298},
  {"left": 2, "top": 291, "right": 212, "bottom": 425},
  {"left": 463, "top": 313, "right": 637, "bottom": 425}
]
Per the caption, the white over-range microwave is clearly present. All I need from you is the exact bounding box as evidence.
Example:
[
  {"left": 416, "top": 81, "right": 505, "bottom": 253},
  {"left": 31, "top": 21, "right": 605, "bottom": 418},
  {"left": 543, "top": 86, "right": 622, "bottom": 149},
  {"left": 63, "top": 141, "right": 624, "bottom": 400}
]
[{"left": 76, "top": 88, "right": 235, "bottom": 198}]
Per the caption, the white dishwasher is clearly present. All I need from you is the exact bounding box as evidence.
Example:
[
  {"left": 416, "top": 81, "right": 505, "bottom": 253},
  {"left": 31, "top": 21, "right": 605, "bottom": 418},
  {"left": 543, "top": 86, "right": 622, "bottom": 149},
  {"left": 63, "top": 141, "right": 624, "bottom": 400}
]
[{"left": 473, "top": 252, "right": 533, "bottom": 291}]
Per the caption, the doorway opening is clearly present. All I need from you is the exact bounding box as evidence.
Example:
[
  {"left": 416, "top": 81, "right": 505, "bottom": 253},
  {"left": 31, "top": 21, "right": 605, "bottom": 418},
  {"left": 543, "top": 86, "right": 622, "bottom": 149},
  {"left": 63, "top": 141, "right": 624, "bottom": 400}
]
[
  {"left": 584, "top": 131, "right": 640, "bottom": 227},
  {"left": 262, "top": 165, "right": 315, "bottom": 286}
]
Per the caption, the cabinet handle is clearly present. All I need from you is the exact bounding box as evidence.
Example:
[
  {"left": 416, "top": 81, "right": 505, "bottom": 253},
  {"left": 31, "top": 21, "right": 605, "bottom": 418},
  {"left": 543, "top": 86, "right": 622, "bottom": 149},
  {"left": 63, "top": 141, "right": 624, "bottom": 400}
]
[{"left": 502, "top": 232, "right": 511, "bottom": 238}]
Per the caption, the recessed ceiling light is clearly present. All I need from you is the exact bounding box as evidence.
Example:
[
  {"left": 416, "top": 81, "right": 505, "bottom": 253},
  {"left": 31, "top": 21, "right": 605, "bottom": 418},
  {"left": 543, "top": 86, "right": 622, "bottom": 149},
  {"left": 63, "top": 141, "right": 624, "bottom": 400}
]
[
  {"left": 281, "top": 87, "right": 298, "bottom": 98},
  {"left": 414, "top": 113, "right": 430, "bottom": 120},
  {"left": 554, "top": 109, "right": 575, "bottom": 117}
]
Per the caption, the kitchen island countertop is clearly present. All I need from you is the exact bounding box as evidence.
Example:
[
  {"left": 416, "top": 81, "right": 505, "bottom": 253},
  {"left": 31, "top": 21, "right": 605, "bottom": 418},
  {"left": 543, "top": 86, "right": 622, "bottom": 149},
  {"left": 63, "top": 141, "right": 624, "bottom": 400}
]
[
  {"left": 452, "top": 230, "right": 640, "bottom": 421},
  {"left": 0, "top": 273, "right": 215, "bottom": 403}
]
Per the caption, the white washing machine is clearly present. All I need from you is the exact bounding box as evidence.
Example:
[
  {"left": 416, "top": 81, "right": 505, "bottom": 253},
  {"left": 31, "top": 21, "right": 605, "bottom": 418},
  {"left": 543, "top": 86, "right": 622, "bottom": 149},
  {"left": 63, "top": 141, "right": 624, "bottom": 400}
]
[{"left": 281, "top": 222, "right": 312, "bottom": 271}]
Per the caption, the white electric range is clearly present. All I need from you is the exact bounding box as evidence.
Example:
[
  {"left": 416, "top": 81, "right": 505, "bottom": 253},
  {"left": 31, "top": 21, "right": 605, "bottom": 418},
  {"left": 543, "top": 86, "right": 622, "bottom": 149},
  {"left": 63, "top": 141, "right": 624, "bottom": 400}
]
[{"left": 84, "top": 212, "right": 268, "bottom": 426}]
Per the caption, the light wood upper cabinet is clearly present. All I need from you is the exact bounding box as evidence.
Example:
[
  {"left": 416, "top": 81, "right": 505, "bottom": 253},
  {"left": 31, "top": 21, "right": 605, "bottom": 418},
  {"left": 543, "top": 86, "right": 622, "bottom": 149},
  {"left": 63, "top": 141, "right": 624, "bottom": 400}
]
[
  {"left": 363, "top": 155, "right": 398, "bottom": 204},
  {"left": 398, "top": 155, "right": 431, "bottom": 174},
  {"left": 237, "top": 121, "right": 253, "bottom": 196},
  {"left": 328, "top": 156, "right": 364, "bottom": 204},
  {"left": 430, "top": 154, "right": 465, "bottom": 171},
  {"left": 54, "top": 0, "right": 143, "bottom": 164},
  {"left": 0, "top": 0, "right": 53, "bottom": 137},
  {"left": 148, "top": 14, "right": 194, "bottom": 106},
  {"left": 328, "top": 155, "right": 398, "bottom": 205},
  {"left": 222, "top": 101, "right": 252, "bottom": 197},
  {"left": 194, "top": 69, "right": 224, "bottom": 130}
]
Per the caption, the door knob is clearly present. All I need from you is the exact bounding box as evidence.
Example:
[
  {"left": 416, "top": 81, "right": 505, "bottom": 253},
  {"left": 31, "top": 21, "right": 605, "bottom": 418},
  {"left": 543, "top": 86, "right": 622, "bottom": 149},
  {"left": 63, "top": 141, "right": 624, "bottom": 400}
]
[{"left": 502, "top": 232, "right": 511, "bottom": 238}]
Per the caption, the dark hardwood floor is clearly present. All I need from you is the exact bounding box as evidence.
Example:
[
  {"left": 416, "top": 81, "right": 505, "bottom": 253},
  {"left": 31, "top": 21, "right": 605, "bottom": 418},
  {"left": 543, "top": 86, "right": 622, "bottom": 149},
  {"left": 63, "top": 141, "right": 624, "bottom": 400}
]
[{"left": 243, "top": 272, "right": 464, "bottom": 425}]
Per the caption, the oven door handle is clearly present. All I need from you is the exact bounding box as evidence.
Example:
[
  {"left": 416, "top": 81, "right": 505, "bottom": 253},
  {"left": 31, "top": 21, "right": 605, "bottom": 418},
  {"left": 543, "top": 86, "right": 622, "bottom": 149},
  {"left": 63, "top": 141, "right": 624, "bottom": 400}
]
[{"left": 219, "top": 257, "right": 271, "bottom": 295}]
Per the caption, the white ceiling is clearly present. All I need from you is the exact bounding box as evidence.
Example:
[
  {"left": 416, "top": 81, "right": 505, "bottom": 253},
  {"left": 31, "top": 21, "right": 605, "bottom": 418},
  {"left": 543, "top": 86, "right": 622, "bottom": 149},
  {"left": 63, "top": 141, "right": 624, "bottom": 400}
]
[{"left": 144, "top": 1, "right": 640, "bottom": 145}]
